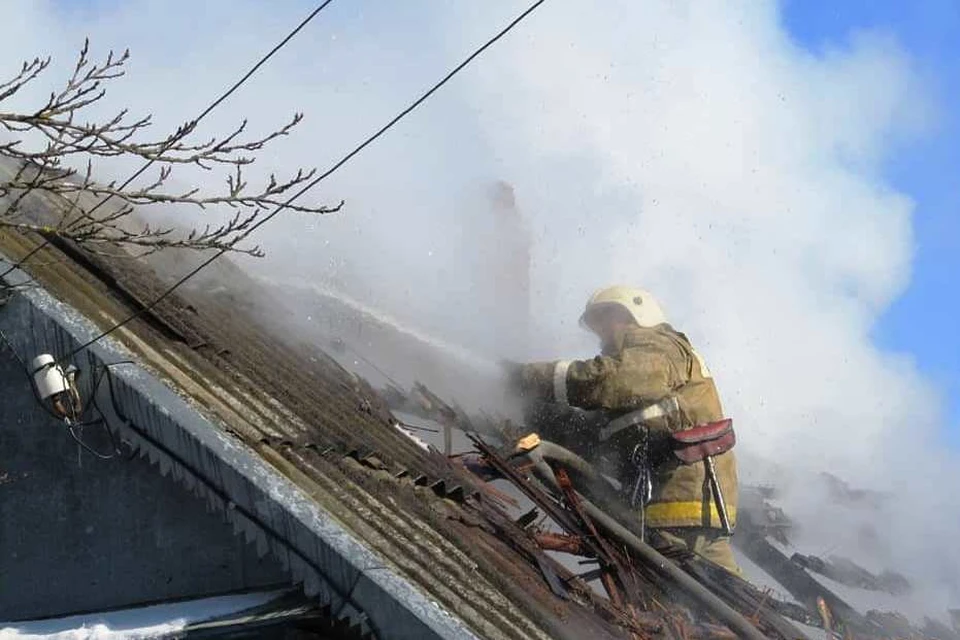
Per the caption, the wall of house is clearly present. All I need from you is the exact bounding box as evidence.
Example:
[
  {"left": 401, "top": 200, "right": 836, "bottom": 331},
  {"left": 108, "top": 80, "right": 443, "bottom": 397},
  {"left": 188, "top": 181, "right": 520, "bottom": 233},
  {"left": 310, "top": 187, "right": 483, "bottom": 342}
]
[{"left": 0, "top": 302, "right": 289, "bottom": 621}]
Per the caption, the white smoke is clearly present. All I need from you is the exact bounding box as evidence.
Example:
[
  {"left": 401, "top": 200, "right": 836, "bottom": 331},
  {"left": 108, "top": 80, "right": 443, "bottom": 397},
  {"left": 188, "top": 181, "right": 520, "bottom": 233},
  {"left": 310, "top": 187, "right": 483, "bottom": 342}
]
[{"left": 2, "top": 0, "right": 956, "bottom": 621}]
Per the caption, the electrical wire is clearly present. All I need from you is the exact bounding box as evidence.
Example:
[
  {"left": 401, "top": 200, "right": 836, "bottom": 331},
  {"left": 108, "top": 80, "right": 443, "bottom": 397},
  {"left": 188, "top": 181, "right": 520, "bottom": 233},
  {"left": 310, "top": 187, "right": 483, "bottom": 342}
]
[
  {"left": 60, "top": 0, "right": 550, "bottom": 365},
  {"left": 68, "top": 418, "right": 117, "bottom": 460},
  {"left": 0, "top": 0, "right": 337, "bottom": 280},
  {"left": 64, "top": 360, "right": 129, "bottom": 460}
]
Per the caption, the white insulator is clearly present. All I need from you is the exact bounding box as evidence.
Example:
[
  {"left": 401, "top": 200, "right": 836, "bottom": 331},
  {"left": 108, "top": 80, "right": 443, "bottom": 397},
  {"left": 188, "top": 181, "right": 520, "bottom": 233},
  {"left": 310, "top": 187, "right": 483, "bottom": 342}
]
[{"left": 31, "top": 354, "right": 68, "bottom": 400}]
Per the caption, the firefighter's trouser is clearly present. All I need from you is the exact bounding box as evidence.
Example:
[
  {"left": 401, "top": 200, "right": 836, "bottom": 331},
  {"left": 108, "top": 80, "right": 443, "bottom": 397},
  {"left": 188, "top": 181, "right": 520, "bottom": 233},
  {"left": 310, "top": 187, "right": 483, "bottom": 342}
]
[{"left": 654, "top": 527, "right": 742, "bottom": 575}]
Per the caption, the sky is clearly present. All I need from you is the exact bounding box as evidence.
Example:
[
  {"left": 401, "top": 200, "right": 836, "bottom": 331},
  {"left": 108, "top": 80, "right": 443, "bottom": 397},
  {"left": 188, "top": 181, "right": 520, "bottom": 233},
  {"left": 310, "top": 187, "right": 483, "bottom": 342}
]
[
  {"left": 4, "top": 0, "right": 960, "bottom": 619},
  {"left": 781, "top": 0, "right": 960, "bottom": 447}
]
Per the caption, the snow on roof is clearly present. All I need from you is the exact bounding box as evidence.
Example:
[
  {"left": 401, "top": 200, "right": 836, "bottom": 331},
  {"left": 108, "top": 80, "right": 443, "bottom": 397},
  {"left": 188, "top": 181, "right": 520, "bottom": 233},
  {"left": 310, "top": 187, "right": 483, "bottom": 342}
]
[{"left": 0, "top": 590, "right": 286, "bottom": 640}]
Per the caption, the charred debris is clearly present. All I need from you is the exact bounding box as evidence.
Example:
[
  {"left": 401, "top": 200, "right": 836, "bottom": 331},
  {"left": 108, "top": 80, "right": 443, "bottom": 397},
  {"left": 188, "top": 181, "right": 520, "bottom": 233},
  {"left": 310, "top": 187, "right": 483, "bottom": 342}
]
[{"left": 380, "top": 379, "right": 959, "bottom": 640}]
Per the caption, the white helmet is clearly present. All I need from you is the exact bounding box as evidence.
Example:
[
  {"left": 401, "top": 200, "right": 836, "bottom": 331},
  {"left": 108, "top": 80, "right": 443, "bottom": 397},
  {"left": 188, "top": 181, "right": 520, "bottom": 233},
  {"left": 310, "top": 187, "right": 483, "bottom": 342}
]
[{"left": 579, "top": 285, "right": 667, "bottom": 330}]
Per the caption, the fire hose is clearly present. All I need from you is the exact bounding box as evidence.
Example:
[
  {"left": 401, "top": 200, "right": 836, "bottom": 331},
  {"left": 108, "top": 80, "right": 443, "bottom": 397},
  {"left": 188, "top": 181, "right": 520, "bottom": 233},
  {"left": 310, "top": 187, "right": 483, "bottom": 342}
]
[{"left": 520, "top": 440, "right": 770, "bottom": 640}]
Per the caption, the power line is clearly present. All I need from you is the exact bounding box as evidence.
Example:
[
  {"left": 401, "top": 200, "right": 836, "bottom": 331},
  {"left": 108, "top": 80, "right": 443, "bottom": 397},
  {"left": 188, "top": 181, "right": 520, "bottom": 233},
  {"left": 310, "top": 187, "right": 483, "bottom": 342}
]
[
  {"left": 61, "top": 0, "right": 550, "bottom": 364},
  {"left": 0, "top": 0, "right": 337, "bottom": 279}
]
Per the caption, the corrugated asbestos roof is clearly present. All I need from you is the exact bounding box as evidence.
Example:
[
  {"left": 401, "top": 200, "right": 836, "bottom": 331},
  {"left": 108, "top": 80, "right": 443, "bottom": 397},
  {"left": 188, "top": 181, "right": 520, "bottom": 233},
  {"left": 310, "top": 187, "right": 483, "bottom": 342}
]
[{"left": 0, "top": 223, "right": 630, "bottom": 639}]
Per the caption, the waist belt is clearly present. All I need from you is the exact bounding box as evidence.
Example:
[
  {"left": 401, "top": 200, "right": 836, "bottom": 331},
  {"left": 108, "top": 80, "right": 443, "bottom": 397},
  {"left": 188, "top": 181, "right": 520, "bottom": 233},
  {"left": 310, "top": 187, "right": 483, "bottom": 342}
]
[{"left": 598, "top": 396, "right": 680, "bottom": 442}]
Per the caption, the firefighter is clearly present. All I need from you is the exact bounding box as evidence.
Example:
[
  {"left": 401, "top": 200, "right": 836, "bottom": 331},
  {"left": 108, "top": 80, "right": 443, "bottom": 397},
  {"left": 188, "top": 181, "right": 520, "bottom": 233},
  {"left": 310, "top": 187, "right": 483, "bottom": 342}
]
[{"left": 506, "top": 285, "right": 741, "bottom": 574}]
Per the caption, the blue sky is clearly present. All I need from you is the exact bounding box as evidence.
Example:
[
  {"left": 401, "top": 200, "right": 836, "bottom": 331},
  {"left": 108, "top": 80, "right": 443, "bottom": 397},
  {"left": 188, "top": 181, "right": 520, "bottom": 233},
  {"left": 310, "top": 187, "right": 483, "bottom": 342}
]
[{"left": 782, "top": 0, "right": 960, "bottom": 445}]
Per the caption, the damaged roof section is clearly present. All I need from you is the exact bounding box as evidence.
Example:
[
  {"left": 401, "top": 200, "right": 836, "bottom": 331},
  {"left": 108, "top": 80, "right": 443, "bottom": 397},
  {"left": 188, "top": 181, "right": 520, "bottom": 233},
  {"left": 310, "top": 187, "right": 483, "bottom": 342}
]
[
  {"left": 790, "top": 554, "right": 911, "bottom": 597},
  {"left": 733, "top": 483, "right": 960, "bottom": 639},
  {"left": 391, "top": 384, "right": 960, "bottom": 640}
]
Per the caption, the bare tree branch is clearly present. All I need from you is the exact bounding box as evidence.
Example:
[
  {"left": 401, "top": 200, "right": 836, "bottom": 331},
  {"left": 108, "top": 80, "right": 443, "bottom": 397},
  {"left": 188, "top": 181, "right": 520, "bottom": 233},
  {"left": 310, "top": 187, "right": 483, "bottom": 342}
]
[{"left": 0, "top": 40, "right": 340, "bottom": 259}]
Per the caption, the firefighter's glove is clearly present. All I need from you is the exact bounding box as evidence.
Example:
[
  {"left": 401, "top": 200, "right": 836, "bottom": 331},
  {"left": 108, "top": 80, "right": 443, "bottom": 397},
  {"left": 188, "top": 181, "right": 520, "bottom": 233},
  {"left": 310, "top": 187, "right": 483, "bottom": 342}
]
[{"left": 514, "top": 433, "right": 542, "bottom": 454}]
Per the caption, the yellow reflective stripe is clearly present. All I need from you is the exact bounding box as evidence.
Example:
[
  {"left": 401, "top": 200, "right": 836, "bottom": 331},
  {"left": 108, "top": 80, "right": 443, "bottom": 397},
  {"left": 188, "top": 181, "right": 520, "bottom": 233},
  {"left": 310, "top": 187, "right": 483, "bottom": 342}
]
[{"left": 645, "top": 501, "right": 737, "bottom": 526}]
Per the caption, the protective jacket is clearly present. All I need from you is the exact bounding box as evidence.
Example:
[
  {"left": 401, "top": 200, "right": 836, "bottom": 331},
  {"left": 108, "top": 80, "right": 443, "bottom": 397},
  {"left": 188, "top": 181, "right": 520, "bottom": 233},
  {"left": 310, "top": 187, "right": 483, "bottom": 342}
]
[{"left": 514, "top": 324, "right": 738, "bottom": 530}]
